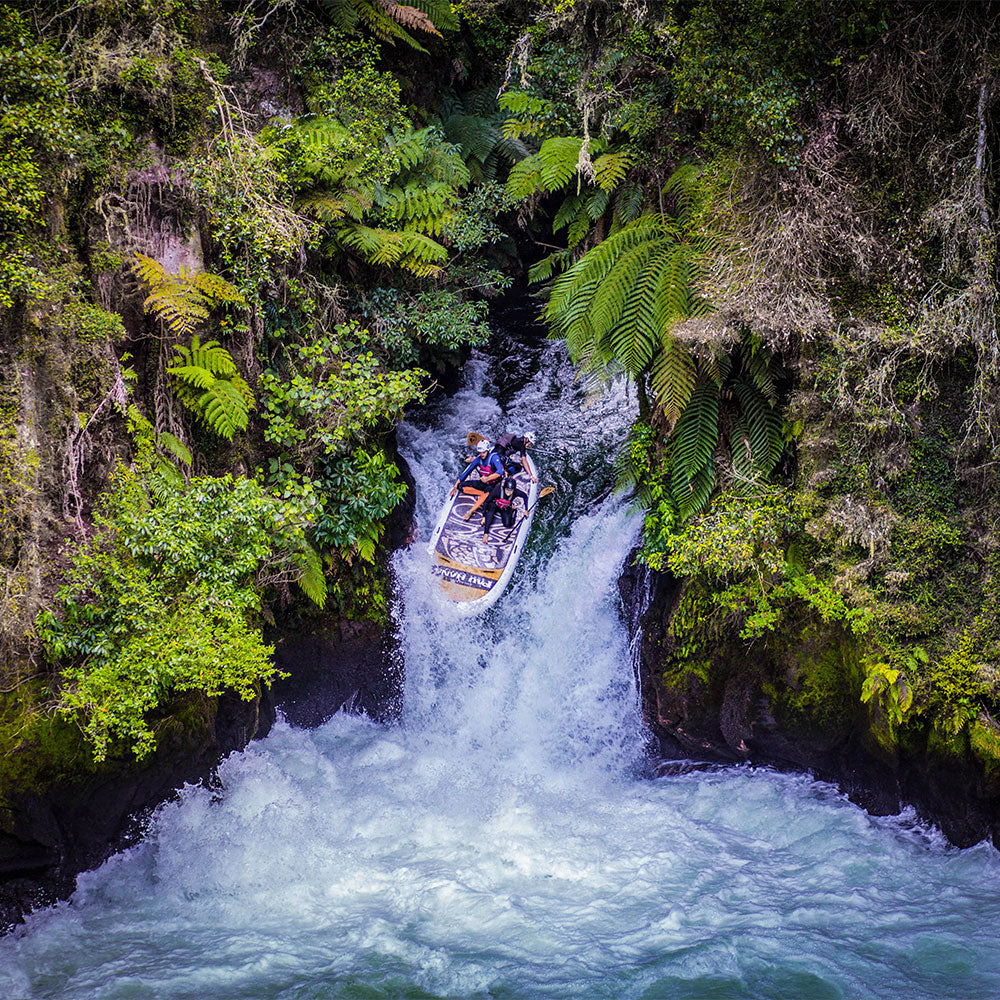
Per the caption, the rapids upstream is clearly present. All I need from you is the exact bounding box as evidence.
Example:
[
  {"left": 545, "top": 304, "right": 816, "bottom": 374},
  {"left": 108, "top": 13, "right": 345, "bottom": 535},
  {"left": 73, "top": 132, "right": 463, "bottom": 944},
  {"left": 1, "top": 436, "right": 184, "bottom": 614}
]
[{"left": 2, "top": 317, "right": 1000, "bottom": 999}]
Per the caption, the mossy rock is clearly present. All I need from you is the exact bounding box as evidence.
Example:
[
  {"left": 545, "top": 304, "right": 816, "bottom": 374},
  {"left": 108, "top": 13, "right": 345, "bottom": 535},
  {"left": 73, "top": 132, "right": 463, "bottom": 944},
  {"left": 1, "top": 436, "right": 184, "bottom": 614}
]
[{"left": 766, "top": 624, "right": 863, "bottom": 746}]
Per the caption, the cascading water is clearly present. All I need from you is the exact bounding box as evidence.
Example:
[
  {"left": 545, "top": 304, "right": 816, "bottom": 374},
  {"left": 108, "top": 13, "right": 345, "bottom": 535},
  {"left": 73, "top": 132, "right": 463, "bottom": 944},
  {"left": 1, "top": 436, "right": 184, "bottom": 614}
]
[{"left": 3, "top": 317, "right": 1000, "bottom": 1000}]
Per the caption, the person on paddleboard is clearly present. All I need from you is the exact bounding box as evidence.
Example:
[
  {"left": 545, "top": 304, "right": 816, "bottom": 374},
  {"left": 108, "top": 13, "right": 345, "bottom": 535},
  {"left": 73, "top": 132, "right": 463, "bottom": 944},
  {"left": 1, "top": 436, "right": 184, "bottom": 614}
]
[
  {"left": 494, "top": 430, "right": 538, "bottom": 482},
  {"left": 451, "top": 438, "right": 503, "bottom": 498},
  {"left": 481, "top": 475, "right": 529, "bottom": 544}
]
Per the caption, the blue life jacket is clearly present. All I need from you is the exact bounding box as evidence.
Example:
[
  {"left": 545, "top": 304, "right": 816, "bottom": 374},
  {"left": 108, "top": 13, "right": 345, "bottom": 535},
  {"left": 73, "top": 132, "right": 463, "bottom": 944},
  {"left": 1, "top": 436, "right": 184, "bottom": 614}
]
[{"left": 459, "top": 451, "right": 503, "bottom": 483}]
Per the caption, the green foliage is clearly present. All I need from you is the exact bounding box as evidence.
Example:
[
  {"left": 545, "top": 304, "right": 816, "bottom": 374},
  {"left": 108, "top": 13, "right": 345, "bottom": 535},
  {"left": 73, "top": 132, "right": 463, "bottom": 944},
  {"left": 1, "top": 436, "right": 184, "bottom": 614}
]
[
  {"left": 36, "top": 432, "right": 324, "bottom": 761},
  {"left": 167, "top": 334, "right": 255, "bottom": 440},
  {"left": 544, "top": 167, "right": 715, "bottom": 384},
  {"left": 925, "top": 622, "right": 996, "bottom": 738},
  {"left": 259, "top": 323, "right": 425, "bottom": 469},
  {"left": 0, "top": 5, "right": 79, "bottom": 304},
  {"left": 358, "top": 287, "right": 491, "bottom": 367},
  {"left": 320, "top": 0, "right": 456, "bottom": 52},
  {"left": 132, "top": 255, "right": 246, "bottom": 337},
  {"left": 673, "top": 0, "right": 888, "bottom": 165},
  {"left": 440, "top": 90, "right": 529, "bottom": 183},
  {"left": 310, "top": 447, "right": 408, "bottom": 562},
  {"left": 861, "top": 656, "right": 916, "bottom": 729}
]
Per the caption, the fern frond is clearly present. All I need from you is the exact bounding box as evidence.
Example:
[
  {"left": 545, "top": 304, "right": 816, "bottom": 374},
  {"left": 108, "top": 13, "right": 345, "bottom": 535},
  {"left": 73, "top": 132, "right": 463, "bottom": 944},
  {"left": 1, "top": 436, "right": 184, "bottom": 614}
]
[
  {"left": 296, "top": 544, "right": 328, "bottom": 607},
  {"left": 133, "top": 255, "right": 244, "bottom": 338},
  {"left": 157, "top": 431, "right": 192, "bottom": 467},
  {"left": 593, "top": 149, "right": 632, "bottom": 192},
  {"left": 198, "top": 380, "right": 251, "bottom": 441},
  {"left": 336, "top": 223, "right": 447, "bottom": 275},
  {"left": 652, "top": 337, "right": 697, "bottom": 426},
  {"left": 661, "top": 163, "right": 703, "bottom": 224},
  {"left": 167, "top": 364, "right": 217, "bottom": 392},
  {"left": 357, "top": 0, "right": 427, "bottom": 49},
  {"left": 379, "top": 1, "right": 442, "bottom": 38},
  {"left": 669, "top": 382, "right": 719, "bottom": 485},
  {"left": 166, "top": 335, "right": 253, "bottom": 441},
  {"left": 193, "top": 271, "right": 243, "bottom": 305}
]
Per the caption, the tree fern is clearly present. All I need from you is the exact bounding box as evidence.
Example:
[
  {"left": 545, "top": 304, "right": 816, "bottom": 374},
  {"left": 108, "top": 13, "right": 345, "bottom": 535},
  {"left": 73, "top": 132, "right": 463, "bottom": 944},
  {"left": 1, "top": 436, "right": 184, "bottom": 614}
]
[
  {"left": 545, "top": 213, "right": 712, "bottom": 383},
  {"left": 320, "top": 0, "right": 453, "bottom": 51},
  {"left": 336, "top": 223, "right": 447, "bottom": 275},
  {"left": 652, "top": 337, "right": 697, "bottom": 427},
  {"left": 132, "top": 255, "right": 245, "bottom": 338},
  {"left": 167, "top": 335, "right": 255, "bottom": 441},
  {"left": 670, "top": 383, "right": 719, "bottom": 485},
  {"left": 295, "top": 542, "right": 327, "bottom": 607},
  {"left": 440, "top": 91, "right": 529, "bottom": 182}
]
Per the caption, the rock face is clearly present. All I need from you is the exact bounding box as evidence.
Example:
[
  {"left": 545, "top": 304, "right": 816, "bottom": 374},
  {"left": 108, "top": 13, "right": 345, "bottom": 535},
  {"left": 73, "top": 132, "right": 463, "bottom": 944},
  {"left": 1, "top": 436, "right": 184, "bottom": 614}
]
[
  {"left": 620, "top": 553, "right": 1000, "bottom": 848},
  {"left": 267, "top": 617, "right": 402, "bottom": 730}
]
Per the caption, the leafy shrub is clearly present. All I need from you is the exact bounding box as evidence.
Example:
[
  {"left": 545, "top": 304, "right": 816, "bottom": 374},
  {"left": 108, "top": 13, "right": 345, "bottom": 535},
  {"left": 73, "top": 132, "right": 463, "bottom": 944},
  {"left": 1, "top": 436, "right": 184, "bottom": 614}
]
[
  {"left": 37, "top": 433, "right": 324, "bottom": 761},
  {"left": 312, "top": 447, "right": 408, "bottom": 563},
  {"left": 359, "top": 288, "right": 491, "bottom": 367},
  {"left": 259, "top": 323, "right": 425, "bottom": 469}
]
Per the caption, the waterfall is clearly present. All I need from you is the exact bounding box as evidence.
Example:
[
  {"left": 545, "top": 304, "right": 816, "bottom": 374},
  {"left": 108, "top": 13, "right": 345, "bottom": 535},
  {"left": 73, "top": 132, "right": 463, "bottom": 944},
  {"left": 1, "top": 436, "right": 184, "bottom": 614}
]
[{"left": 3, "top": 331, "right": 1000, "bottom": 1000}]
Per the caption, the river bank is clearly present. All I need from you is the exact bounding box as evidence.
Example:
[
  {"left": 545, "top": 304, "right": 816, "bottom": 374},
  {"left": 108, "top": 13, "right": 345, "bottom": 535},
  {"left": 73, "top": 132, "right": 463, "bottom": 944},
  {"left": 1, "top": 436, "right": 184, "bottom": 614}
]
[{"left": 621, "top": 558, "right": 1000, "bottom": 848}]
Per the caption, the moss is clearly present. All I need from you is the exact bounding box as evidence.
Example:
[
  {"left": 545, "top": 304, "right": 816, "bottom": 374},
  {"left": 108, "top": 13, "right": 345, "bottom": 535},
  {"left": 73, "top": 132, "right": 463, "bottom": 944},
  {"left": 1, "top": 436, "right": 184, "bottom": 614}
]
[
  {"left": 767, "top": 625, "right": 863, "bottom": 738},
  {"left": 662, "top": 657, "right": 712, "bottom": 692},
  {"left": 969, "top": 717, "right": 1000, "bottom": 778},
  {"left": 0, "top": 682, "right": 226, "bottom": 814},
  {"left": 0, "top": 682, "right": 98, "bottom": 806}
]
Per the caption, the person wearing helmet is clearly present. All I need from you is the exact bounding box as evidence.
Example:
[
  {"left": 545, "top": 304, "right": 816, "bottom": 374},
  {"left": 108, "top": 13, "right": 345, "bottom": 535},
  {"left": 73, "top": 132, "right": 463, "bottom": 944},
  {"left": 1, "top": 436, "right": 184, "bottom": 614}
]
[
  {"left": 450, "top": 438, "right": 504, "bottom": 498},
  {"left": 481, "top": 474, "right": 529, "bottom": 543},
  {"left": 494, "top": 430, "right": 538, "bottom": 482}
]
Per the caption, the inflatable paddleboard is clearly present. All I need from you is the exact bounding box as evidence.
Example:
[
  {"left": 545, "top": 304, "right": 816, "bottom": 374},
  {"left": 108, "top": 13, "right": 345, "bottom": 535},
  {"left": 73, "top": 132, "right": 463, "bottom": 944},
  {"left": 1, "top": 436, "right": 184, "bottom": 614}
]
[{"left": 427, "top": 454, "right": 539, "bottom": 615}]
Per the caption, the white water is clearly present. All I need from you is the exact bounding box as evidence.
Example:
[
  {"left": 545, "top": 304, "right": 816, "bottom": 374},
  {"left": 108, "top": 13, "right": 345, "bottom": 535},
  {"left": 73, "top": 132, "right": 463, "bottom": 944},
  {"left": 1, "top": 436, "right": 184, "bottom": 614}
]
[{"left": 3, "top": 334, "right": 1000, "bottom": 999}]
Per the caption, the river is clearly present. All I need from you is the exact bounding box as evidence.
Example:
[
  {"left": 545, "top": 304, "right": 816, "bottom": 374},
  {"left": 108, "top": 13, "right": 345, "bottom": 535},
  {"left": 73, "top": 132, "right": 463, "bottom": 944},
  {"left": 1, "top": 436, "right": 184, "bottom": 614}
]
[{"left": 2, "top": 315, "right": 1000, "bottom": 999}]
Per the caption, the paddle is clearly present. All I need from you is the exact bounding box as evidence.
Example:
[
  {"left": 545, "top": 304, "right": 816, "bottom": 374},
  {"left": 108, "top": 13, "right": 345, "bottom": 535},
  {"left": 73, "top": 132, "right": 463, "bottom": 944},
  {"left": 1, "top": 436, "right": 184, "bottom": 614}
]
[
  {"left": 498, "top": 486, "right": 555, "bottom": 542},
  {"left": 523, "top": 485, "right": 555, "bottom": 515}
]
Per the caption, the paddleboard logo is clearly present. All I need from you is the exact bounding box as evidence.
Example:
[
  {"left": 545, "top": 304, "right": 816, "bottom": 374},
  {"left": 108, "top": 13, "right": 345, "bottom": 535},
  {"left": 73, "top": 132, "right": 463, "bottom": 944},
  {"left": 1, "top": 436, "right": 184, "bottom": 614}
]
[{"left": 431, "top": 565, "right": 496, "bottom": 592}]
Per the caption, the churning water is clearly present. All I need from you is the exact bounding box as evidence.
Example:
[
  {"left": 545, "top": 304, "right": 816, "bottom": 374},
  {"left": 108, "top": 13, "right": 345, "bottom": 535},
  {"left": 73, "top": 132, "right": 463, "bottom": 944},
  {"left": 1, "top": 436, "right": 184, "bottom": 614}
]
[{"left": 3, "top": 319, "right": 1000, "bottom": 999}]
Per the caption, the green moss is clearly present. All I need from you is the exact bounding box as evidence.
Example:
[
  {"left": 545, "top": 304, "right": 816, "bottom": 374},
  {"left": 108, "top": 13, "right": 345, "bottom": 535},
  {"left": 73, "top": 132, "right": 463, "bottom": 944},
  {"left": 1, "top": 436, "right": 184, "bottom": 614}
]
[
  {"left": 768, "top": 626, "right": 863, "bottom": 737},
  {"left": 0, "top": 681, "right": 97, "bottom": 805},
  {"left": 969, "top": 717, "right": 1000, "bottom": 778},
  {"left": 662, "top": 658, "right": 712, "bottom": 692}
]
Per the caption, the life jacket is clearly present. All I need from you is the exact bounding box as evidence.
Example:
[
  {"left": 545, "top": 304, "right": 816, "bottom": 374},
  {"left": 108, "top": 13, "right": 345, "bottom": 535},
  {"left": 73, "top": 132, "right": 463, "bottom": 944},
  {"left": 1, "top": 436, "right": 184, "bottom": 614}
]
[
  {"left": 478, "top": 460, "right": 494, "bottom": 476},
  {"left": 494, "top": 496, "right": 512, "bottom": 508}
]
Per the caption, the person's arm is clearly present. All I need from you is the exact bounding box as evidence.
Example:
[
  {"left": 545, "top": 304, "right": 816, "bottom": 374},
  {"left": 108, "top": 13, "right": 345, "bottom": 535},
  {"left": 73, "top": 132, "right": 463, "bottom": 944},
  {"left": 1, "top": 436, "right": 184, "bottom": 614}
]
[
  {"left": 451, "top": 459, "right": 478, "bottom": 495},
  {"left": 480, "top": 454, "right": 502, "bottom": 483},
  {"left": 521, "top": 453, "right": 537, "bottom": 482}
]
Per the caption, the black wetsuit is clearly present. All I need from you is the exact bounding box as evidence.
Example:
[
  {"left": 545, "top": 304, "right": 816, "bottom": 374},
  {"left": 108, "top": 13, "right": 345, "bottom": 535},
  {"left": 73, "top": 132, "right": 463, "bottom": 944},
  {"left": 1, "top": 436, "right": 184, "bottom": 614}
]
[
  {"left": 483, "top": 480, "right": 529, "bottom": 536},
  {"left": 494, "top": 434, "right": 531, "bottom": 475}
]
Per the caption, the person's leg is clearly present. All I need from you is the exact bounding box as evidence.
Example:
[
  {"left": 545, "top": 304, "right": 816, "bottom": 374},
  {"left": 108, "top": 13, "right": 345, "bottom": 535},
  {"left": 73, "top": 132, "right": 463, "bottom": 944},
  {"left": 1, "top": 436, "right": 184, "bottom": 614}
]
[{"left": 483, "top": 502, "right": 499, "bottom": 536}]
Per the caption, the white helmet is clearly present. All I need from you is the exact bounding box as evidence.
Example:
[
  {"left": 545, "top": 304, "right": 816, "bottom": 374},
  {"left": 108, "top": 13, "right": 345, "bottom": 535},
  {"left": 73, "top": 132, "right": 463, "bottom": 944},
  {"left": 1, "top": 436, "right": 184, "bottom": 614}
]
[
  {"left": 476, "top": 439, "right": 490, "bottom": 454},
  {"left": 524, "top": 431, "right": 537, "bottom": 445}
]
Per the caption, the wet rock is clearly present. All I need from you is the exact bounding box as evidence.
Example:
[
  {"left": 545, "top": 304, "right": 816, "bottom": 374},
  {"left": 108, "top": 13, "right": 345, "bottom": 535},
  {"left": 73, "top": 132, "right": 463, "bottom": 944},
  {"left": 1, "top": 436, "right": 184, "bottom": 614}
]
[
  {"left": 267, "top": 617, "right": 402, "bottom": 729},
  {"left": 621, "top": 554, "right": 1000, "bottom": 848}
]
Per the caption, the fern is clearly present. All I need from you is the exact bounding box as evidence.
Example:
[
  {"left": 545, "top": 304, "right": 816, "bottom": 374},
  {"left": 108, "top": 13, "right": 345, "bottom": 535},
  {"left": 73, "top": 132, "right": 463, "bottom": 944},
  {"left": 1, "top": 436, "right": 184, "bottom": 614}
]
[
  {"left": 440, "top": 92, "right": 529, "bottom": 182},
  {"left": 132, "top": 255, "right": 245, "bottom": 338},
  {"left": 337, "top": 223, "right": 447, "bottom": 275},
  {"left": 670, "top": 383, "right": 719, "bottom": 485},
  {"left": 321, "top": 0, "right": 453, "bottom": 51},
  {"left": 652, "top": 338, "right": 697, "bottom": 427},
  {"left": 546, "top": 214, "right": 711, "bottom": 381},
  {"left": 593, "top": 149, "right": 632, "bottom": 192},
  {"left": 296, "top": 543, "right": 327, "bottom": 607},
  {"left": 167, "top": 335, "right": 254, "bottom": 441}
]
